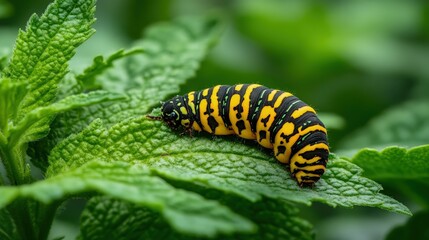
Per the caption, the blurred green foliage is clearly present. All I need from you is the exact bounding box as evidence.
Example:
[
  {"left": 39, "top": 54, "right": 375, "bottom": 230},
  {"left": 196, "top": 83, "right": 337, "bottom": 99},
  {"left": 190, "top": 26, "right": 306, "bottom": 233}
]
[{"left": 1, "top": 0, "right": 429, "bottom": 239}]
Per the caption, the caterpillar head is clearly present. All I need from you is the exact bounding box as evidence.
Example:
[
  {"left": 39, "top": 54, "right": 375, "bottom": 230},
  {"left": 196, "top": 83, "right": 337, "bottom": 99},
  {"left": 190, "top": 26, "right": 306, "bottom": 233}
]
[{"left": 161, "top": 99, "right": 182, "bottom": 129}]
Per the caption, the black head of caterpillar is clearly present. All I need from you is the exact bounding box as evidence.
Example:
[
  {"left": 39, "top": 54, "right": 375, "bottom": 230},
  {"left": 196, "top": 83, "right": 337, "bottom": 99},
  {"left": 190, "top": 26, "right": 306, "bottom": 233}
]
[
  {"left": 148, "top": 84, "right": 329, "bottom": 188},
  {"left": 156, "top": 96, "right": 195, "bottom": 130},
  {"left": 158, "top": 99, "right": 182, "bottom": 129}
]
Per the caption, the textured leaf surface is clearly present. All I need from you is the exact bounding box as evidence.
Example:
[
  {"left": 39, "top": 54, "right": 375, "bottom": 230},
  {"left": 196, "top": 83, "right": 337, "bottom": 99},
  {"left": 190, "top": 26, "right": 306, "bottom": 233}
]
[
  {"left": 31, "top": 16, "right": 223, "bottom": 169},
  {"left": 98, "top": 16, "right": 222, "bottom": 93},
  {"left": 339, "top": 100, "right": 429, "bottom": 154},
  {"left": 0, "top": 161, "right": 255, "bottom": 237},
  {"left": 350, "top": 145, "right": 429, "bottom": 179},
  {"left": 47, "top": 117, "right": 411, "bottom": 216},
  {"left": 0, "top": 78, "right": 26, "bottom": 140},
  {"left": 76, "top": 16, "right": 223, "bottom": 121},
  {"left": 89, "top": 16, "right": 222, "bottom": 120},
  {"left": 80, "top": 196, "right": 313, "bottom": 240},
  {"left": 76, "top": 48, "right": 143, "bottom": 90},
  {"left": 3, "top": 0, "right": 96, "bottom": 120},
  {"left": 9, "top": 91, "right": 123, "bottom": 146}
]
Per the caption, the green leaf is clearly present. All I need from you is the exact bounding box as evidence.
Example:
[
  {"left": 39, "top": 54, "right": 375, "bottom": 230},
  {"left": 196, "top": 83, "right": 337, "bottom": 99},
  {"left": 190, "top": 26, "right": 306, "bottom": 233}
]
[
  {"left": 1, "top": 0, "right": 98, "bottom": 185},
  {"left": 3, "top": 0, "right": 96, "bottom": 120},
  {"left": 46, "top": 117, "right": 411, "bottom": 216},
  {"left": 339, "top": 100, "right": 429, "bottom": 155},
  {"left": 100, "top": 16, "right": 223, "bottom": 92},
  {"left": 80, "top": 197, "right": 171, "bottom": 240},
  {"left": 87, "top": 15, "right": 223, "bottom": 109},
  {"left": 76, "top": 48, "right": 144, "bottom": 91},
  {"left": 80, "top": 196, "right": 313, "bottom": 240},
  {"left": 0, "top": 208, "right": 18, "bottom": 240},
  {"left": 227, "top": 198, "right": 314, "bottom": 240},
  {"left": 0, "top": 160, "right": 255, "bottom": 237},
  {"left": 9, "top": 91, "right": 124, "bottom": 146},
  {"left": 201, "top": 189, "right": 314, "bottom": 240},
  {"left": 386, "top": 211, "right": 429, "bottom": 240},
  {"left": 30, "top": 16, "right": 223, "bottom": 167},
  {"left": 350, "top": 145, "right": 429, "bottom": 180},
  {"left": 348, "top": 139, "right": 429, "bottom": 208},
  {"left": 0, "top": 78, "right": 27, "bottom": 138}
]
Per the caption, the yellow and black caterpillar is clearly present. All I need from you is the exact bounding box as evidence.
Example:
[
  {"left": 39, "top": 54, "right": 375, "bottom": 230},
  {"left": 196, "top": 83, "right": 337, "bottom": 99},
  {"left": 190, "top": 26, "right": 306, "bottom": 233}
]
[{"left": 153, "top": 84, "right": 329, "bottom": 187}]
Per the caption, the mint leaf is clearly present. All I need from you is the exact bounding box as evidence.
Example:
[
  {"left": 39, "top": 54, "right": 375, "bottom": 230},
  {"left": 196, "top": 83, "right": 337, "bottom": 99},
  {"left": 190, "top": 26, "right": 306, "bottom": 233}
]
[
  {"left": 0, "top": 160, "right": 255, "bottom": 237},
  {"left": 350, "top": 145, "right": 429, "bottom": 180},
  {"left": 9, "top": 91, "right": 124, "bottom": 147},
  {"left": 0, "top": 0, "right": 102, "bottom": 185},
  {"left": 80, "top": 196, "right": 313, "bottom": 240},
  {"left": 46, "top": 117, "right": 411, "bottom": 216},
  {"left": 80, "top": 198, "right": 172, "bottom": 240},
  {"left": 0, "top": 78, "right": 26, "bottom": 139},
  {"left": 339, "top": 100, "right": 429, "bottom": 153},
  {"left": 76, "top": 48, "right": 144, "bottom": 91},
  {"left": 98, "top": 16, "right": 223, "bottom": 93},
  {"left": 31, "top": 16, "right": 223, "bottom": 168},
  {"left": 78, "top": 16, "right": 223, "bottom": 120},
  {"left": 338, "top": 101, "right": 429, "bottom": 207},
  {"left": 214, "top": 194, "right": 314, "bottom": 240},
  {"left": 3, "top": 0, "right": 96, "bottom": 120}
]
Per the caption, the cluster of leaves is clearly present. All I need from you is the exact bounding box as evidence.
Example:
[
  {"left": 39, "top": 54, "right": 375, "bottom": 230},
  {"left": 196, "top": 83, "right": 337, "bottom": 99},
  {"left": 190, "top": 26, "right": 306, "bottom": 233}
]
[
  {"left": 337, "top": 100, "right": 429, "bottom": 236},
  {"left": 0, "top": 0, "right": 425, "bottom": 239}
]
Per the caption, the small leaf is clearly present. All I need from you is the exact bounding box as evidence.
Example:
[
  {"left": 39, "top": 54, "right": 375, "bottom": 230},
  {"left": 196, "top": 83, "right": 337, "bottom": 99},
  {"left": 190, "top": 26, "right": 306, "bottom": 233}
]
[
  {"left": 3, "top": 0, "right": 96, "bottom": 120},
  {"left": 76, "top": 48, "right": 144, "bottom": 91},
  {"left": 0, "top": 160, "right": 255, "bottom": 237},
  {"left": 9, "top": 91, "right": 124, "bottom": 146},
  {"left": 47, "top": 116, "right": 411, "bottom": 216},
  {"left": 0, "top": 78, "right": 27, "bottom": 137},
  {"left": 350, "top": 145, "right": 429, "bottom": 179},
  {"left": 339, "top": 100, "right": 429, "bottom": 154},
  {"left": 386, "top": 211, "right": 429, "bottom": 240}
]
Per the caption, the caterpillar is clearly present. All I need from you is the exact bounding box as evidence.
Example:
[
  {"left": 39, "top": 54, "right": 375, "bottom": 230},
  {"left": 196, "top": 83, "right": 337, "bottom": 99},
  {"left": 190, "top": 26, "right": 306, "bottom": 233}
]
[{"left": 150, "top": 84, "right": 329, "bottom": 187}]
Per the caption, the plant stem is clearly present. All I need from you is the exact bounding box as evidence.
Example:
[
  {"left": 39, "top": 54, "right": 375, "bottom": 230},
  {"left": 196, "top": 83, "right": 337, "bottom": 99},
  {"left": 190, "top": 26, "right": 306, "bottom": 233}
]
[
  {"left": 8, "top": 200, "right": 38, "bottom": 240},
  {"left": 1, "top": 143, "right": 38, "bottom": 239},
  {"left": 0, "top": 167, "right": 5, "bottom": 185},
  {"left": 37, "top": 202, "right": 60, "bottom": 240},
  {"left": 0, "top": 143, "right": 31, "bottom": 185}
]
